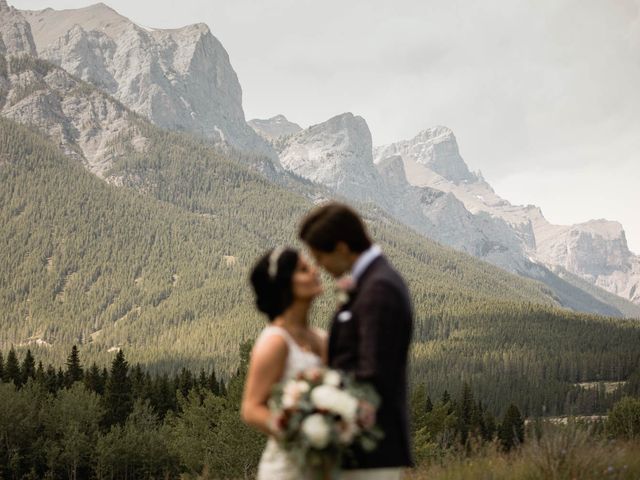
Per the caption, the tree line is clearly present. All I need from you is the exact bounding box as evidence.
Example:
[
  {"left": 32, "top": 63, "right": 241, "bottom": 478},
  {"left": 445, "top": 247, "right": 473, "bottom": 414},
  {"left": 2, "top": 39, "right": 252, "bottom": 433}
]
[
  {"left": 0, "top": 344, "right": 262, "bottom": 479},
  {"left": 6, "top": 345, "right": 635, "bottom": 479}
]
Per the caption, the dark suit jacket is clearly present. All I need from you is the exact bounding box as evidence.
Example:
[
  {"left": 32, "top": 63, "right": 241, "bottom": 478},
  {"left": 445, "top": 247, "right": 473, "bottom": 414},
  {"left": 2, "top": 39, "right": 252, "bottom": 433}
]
[{"left": 328, "top": 255, "right": 414, "bottom": 469}]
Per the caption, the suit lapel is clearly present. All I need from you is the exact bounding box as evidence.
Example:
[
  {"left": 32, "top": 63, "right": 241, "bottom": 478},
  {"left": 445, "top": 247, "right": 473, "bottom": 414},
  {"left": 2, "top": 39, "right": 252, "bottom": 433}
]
[{"left": 328, "top": 256, "right": 386, "bottom": 364}]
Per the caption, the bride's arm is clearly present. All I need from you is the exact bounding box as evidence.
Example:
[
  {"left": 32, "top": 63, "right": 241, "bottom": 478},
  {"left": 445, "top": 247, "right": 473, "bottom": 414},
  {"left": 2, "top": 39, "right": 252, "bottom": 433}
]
[{"left": 241, "top": 334, "right": 288, "bottom": 435}]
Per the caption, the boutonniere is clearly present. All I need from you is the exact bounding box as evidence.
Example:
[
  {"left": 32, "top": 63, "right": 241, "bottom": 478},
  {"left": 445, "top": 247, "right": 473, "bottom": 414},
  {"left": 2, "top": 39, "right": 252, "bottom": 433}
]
[{"left": 335, "top": 274, "right": 356, "bottom": 307}]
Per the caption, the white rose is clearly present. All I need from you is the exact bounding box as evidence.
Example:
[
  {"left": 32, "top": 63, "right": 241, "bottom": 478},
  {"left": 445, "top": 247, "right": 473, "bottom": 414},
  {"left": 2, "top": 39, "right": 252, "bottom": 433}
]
[
  {"left": 323, "top": 370, "right": 342, "bottom": 387},
  {"left": 310, "top": 384, "right": 339, "bottom": 410},
  {"left": 311, "top": 385, "right": 359, "bottom": 422},
  {"left": 301, "top": 413, "right": 331, "bottom": 449},
  {"left": 338, "top": 419, "right": 360, "bottom": 445},
  {"left": 297, "top": 380, "right": 310, "bottom": 393},
  {"left": 282, "top": 380, "right": 302, "bottom": 409}
]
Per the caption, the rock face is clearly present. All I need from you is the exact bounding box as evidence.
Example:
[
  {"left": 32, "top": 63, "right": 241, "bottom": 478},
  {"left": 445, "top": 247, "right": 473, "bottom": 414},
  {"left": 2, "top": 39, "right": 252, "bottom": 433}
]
[
  {"left": 248, "top": 114, "right": 302, "bottom": 142},
  {"left": 533, "top": 219, "right": 640, "bottom": 303},
  {"left": 20, "top": 3, "right": 276, "bottom": 161},
  {"left": 279, "top": 113, "right": 532, "bottom": 275},
  {"left": 0, "top": 5, "right": 147, "bottom": 176},
  {"left": 376, "top": 128, "right": 640, "bottom": 306},
  {"left": 0, "top": 0, "right": 37, "bottom": 56},
  {"left": 280, "top": 113, "right": 387, "bottom": 204},
  {"left": 0, "top": 53, "right": 142, "bottom": 177},
  {"left": 375, "top": 126, "right": 478, "bottom": 185}
]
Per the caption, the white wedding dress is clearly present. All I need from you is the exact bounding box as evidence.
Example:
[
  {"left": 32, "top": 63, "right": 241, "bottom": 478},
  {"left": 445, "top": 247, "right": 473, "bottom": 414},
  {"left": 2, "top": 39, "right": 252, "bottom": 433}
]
[{"left": 256, "top": 325, "right": 323, "bottom": 480}]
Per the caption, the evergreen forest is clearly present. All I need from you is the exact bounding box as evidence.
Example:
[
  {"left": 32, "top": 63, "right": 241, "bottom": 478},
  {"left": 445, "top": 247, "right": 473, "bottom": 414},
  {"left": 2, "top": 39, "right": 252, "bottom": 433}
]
[{"left": 2, "top": 116, "right": 640, "bottom": 419}]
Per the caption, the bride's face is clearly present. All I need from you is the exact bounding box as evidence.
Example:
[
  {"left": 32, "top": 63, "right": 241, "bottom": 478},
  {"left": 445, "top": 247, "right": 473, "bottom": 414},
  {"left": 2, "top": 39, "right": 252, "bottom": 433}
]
[{"left": 291, "top": 255, "right": 323, "bottom": 301}]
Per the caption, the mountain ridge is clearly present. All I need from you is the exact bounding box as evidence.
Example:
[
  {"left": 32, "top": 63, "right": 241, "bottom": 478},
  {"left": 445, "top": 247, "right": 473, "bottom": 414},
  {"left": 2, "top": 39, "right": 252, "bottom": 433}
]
[
  {"left": 373, "top": 127, "right": 640, "bottom": 306},
  {"left": 19, "top": 2, "right": 278, "bottom": 163},
  {"left": 274, "top": 111, "right": 640, "bottom": 316},
  {"left": 2, "top": 2, "right": 638, "bottom": 316}
]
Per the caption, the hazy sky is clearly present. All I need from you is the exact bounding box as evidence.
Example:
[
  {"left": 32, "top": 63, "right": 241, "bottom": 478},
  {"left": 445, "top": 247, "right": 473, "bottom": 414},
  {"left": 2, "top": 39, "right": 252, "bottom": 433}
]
[{"left": 13, "top": 0, "right": 640, "bottom": 253}]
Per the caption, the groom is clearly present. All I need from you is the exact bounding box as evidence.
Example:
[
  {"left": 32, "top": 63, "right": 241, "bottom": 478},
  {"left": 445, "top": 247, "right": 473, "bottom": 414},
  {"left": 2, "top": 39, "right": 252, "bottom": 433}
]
[{"left": 299, "top": 202, "right": 414, "bottom": 479}]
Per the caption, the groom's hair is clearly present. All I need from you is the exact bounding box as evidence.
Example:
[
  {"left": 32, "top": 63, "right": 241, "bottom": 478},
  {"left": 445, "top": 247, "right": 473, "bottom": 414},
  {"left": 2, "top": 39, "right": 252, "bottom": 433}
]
[{"left": 299, "top": 203, "right": 372, "bottom": 253}]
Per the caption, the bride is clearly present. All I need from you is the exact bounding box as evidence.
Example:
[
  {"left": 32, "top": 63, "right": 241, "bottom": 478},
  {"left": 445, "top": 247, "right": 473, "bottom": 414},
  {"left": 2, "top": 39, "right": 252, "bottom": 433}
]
[{"left": 241, "top": 247, "right": 327, "bottom": 480}]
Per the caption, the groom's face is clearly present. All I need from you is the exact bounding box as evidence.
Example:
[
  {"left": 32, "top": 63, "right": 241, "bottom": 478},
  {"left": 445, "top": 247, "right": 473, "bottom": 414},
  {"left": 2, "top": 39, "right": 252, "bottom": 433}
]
[{"left": 309, "top": 242, "right": 351, "bottom": 278}]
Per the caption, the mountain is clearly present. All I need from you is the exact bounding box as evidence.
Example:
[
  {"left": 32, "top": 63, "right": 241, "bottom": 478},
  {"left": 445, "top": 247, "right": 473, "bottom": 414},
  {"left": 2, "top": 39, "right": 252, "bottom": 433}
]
[
  {"left": 248, "top": 114, "right": 302, "bottom": 142},
  {"left": 18, "top": 2, "right": 276, "bottom": 162},
  {"left": 0, "top": 0, "right": 36, "bottom": 56},
  {"left": 278, "top": 115, "right": 640, "bottom": 317},
  {"left": 279, "top": 112, "right": 388, "bottom": 204},
  {"left": 375, "top": 126, "right": 479, "bottom": 185},
  {"left": 531, "top": 216, "right": 640, "bottom": 304},
  {"left": 375, "top": 127, "right": 640, "bottom": 307},
  {"left": 0, "top": 114, "right": 559, "bottom": 365},
  {"left": 0, "top": 53, "right": 137, "bottom": 177},
  {"left": 6, "top": 1, "right": 635, "bottom": 317},
  {"left": 2, "top": 2, "right": 640, "bottom": 417},
  {"left": 0, "top": 23, "right": 276, "bottom": 178},
  {"left": 4, "top": 115, "right": 640, "bottom": 416}
]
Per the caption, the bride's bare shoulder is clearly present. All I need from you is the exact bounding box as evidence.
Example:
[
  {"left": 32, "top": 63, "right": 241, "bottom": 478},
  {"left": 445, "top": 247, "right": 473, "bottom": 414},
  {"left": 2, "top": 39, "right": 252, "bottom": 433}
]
[{"left": 252, "top": 328, "right": 288, "bottom": 361}]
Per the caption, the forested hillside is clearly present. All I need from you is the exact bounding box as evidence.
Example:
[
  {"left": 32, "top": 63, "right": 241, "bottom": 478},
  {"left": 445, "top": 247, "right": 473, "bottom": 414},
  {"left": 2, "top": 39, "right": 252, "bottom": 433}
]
[{"left": 2, "top": 117, "right": 640, "bottom": 417}]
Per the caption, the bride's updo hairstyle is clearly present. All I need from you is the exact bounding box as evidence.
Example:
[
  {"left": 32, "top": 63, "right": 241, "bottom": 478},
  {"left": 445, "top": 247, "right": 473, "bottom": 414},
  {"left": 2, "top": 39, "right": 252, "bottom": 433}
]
[{"left": 250, "top": 247, "right": 299, "bottom": 321}]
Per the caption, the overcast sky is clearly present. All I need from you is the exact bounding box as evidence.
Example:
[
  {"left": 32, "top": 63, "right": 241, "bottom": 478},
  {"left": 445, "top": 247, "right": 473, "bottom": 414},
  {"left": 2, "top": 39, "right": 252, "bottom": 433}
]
[{"left": 13, "top": 0, "right": 640, "bottom": 253}]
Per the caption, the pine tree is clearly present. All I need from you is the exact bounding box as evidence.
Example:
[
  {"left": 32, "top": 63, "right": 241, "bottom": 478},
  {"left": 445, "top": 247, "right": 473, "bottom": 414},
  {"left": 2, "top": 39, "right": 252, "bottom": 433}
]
[
  {"left": 35, "top": 361, "right": 45, "bottom": 385},
  {"left": 208, "top": 368, "right": 220, "bottom": 396},
  {"left": 103, "top": 350, "right": 133, "bottom": 426},
  {"left": 411, "top": 383, "right": 428, "bottom": 434},
  {"left": 456, "top": 382, "right": 475, "bottom": 445},
  {"left": 152, "top": 374, "right": 176, "bottom": 419},
  {"left": 197, "top": 369, "right": 207, "bottom": 390},
  {"left": 0, "top": 352, "right": 4, "bottom": 381},
  {"left": 441, "top": 389, "right": 455, "bottom": 415},
  {"left": 57, "top": 367, "right": 65, "bottom": 390},
  {"left": 84, "top": 363, "right": 106, "bottom": 395},
  {"left": 65, "top": 345, "right": 84, "bottom": 386},
  {"left": 20, "top": 349, "right": 36, "bottom": 385},
  {"left": 131, "top": 363, "right": 147, "bottom": 401},
  {"left": 219, "top": 378, "right": 227, "bottom": 397},
  {"left": 425, "top": 395, "right": 434, "bottom": 413},
  {"left": 4, "top": 347, "right": 21, "bottom": 387},
  {"left": 177, "top": 367, "right": 193, "bottom": 397},
  {"left": 484, "top": 411, "right": 497, "bottom": 441},
  {"left": 44, "top": 364, "right": 58, "bottom": 393},
  {"left": 499, "top": 404, "right": 525, "bottom": 451}
]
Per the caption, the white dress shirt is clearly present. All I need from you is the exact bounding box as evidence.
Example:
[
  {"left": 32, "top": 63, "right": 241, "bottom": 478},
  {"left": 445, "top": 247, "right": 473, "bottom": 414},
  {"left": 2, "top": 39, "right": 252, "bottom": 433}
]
[{"left": 351, "top": 245, "right": 382, "bottom": 282}]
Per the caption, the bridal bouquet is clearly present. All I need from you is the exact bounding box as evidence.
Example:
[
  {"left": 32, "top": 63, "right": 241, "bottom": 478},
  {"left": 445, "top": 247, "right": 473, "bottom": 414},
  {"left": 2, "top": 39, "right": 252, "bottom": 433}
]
[{"left": 268, "top": 367, "right": 383, "bottom": 478}]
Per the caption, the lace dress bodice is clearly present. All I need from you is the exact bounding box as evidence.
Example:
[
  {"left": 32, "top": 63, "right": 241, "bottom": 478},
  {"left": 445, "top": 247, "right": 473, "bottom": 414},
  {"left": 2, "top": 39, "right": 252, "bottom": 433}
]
[
  {"left": 256, "top": 326, "right": 323, "bottom": 480},
  {"left": 258, "top": 325, "right": 323, "bottom": 381}
]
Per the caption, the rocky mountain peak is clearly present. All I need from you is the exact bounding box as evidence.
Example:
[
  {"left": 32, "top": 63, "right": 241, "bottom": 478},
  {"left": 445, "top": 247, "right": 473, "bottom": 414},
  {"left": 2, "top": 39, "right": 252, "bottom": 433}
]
[
  {"left": 414, "top": 125, "right": 455, "bottom": 143},
  {"left": 0, "top": 2, "right": 37, "bottom": 56},
  {"left": 248, "top": 114, "right": 302, "bottom": 141},
  {"left": 374, "top": 125, "right": 477, "bottom": 185},
  {"left": 576, "top": 219, "right": 626, "bottom": 242},
  {"left": 279, "top": 112, "right": 385, "bottom": 203},
  {"left": 19, "top": 4, "right": 276, "bottom": 162},
  {"left": 309, "top": 112, "right": 367, "bottom": 135}
]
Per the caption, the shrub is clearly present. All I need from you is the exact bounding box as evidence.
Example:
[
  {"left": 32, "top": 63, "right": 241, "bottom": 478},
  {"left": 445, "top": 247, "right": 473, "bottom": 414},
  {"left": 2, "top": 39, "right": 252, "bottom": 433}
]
[{"left": 607, "top": 397, "right": 640, "bottom": 439}]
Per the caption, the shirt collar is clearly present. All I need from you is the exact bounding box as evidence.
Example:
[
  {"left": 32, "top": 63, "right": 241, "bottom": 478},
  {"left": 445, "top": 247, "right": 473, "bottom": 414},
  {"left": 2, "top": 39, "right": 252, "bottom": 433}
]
[{"left": 351, "top": 245, "right": 382, "bottom": 281}]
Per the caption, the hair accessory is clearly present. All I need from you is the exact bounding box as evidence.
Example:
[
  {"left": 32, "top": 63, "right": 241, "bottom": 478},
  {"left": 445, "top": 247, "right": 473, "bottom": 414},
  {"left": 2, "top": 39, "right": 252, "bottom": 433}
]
[{"left": 268, "top": 246, "right": 286, "bottom": 280}]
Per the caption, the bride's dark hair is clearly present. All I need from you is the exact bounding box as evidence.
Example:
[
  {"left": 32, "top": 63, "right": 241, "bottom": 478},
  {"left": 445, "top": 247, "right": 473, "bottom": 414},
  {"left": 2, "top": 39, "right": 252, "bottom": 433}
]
[{"left": 250, "top": 247, "right": 299, "bottom": 321}]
